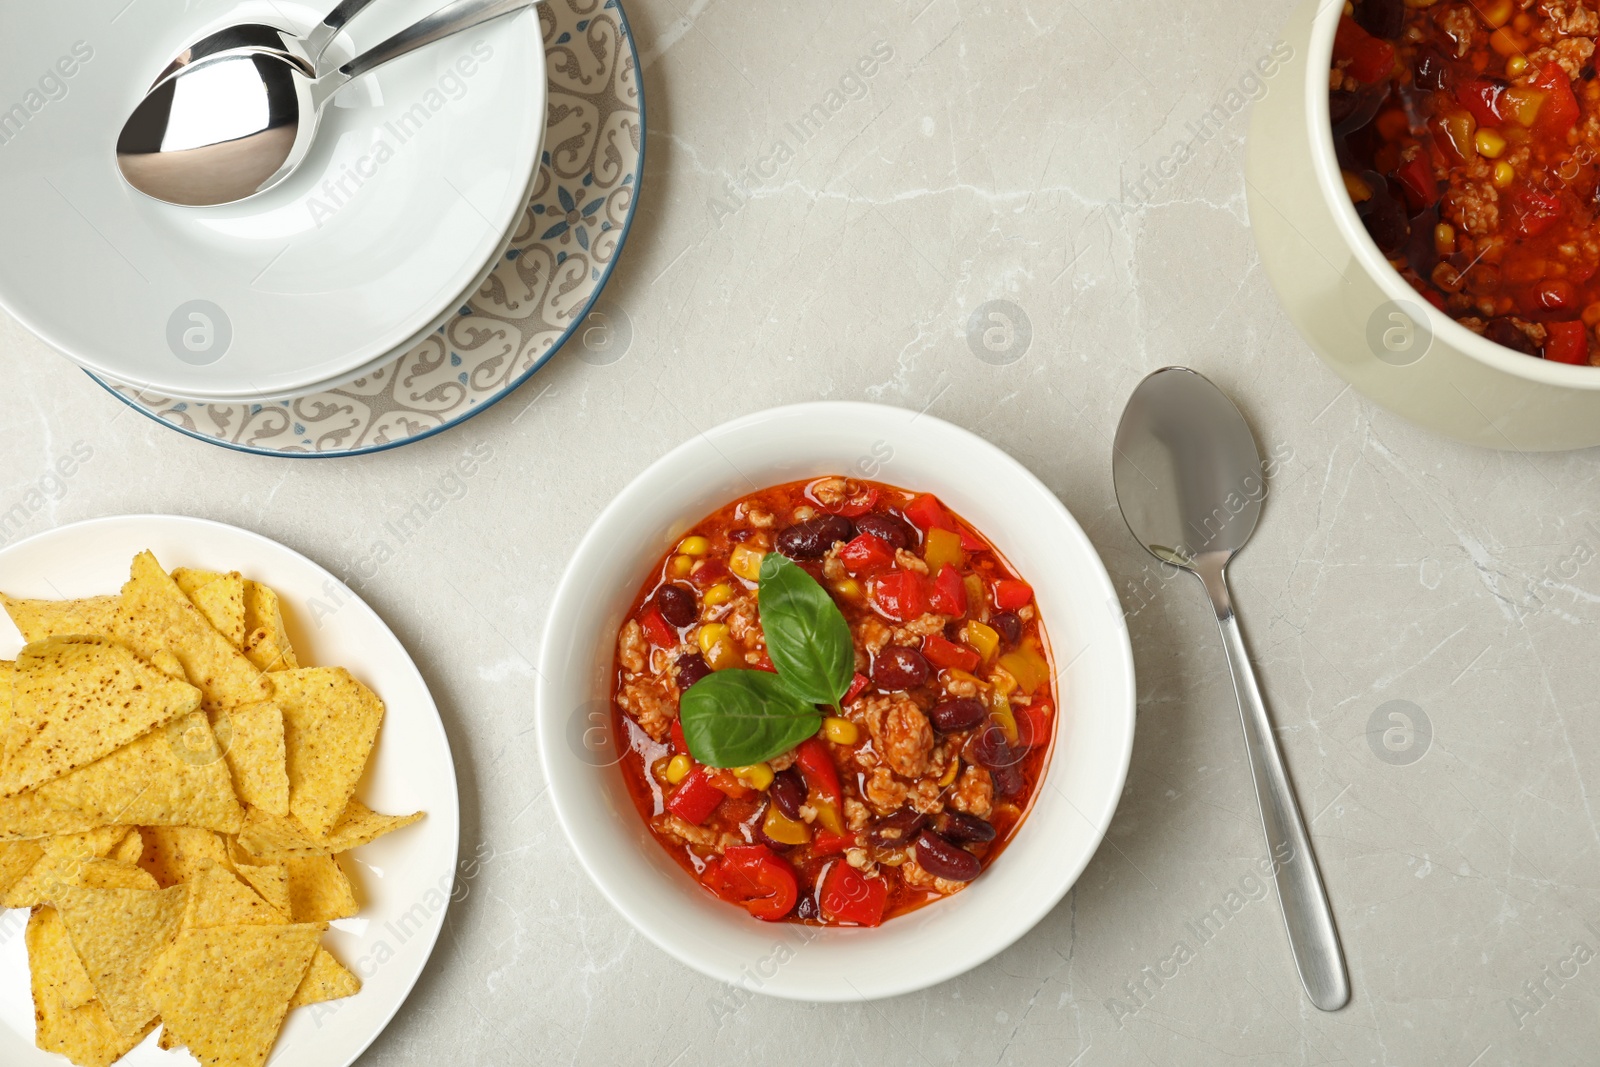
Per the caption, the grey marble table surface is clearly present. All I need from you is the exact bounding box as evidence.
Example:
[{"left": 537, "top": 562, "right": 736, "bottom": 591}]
[{"left": 4, "top": 0, "right": 1599, "bottom": 1064}]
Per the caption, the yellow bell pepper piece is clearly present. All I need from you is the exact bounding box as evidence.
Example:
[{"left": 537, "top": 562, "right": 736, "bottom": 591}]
[
  {"left": 763, "top": 805, "right": 811, "bottom": 845},
  {"left": 999, "top": 646, "right": 1050, "bottom": 694},
  {"left": 962, "top": 621, "right": 1000, "bottom": 663},
  {"left": 924, "top": 527, "right": 963, "bottom": 570}
]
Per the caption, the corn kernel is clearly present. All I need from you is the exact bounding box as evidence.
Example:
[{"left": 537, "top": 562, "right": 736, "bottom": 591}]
[
  {"left": 678, "top": 535, "right": 710, "bottom": 556},
  {"left": 831, "top": 577, "right": 863, "bottom": 600},
  {"left": 1493, "top": 161, "right": 1515, "bottom": 188},
  {"left": 1341, "top": 169, "right": 1372, "bottom": 204},
  {"left": 1506, "top": 54, "right": 1529, "bottom": 77},
  {"left": 703, "top": 583, "right": 735, "bottom": 607},
  {"left": 1480, "top": 0, "right": 1514, "bottom": 28},
  {"left": 734, "top": 762, "right": 774, "bottom": 791},
  {"left": 665, "top": 754, "right": 692, "bottom": 784},
  {"left": 1475, "top": 129, "right": 1507, "bottom": 158},
  {"left": 1490, "top": 26, "right": 1525, "bottom": 57},
  {"left": 697, "top": 623, "right": 729, "bottom": 655},
  {"left": 1583, "top": 302, "right": 1600, "bottom": 328},
  {"left": 823, "top": 717, "right": 860, "bottom": 745},
  {"left": 1434, "top": 223, "right": 1456, "bottom": 256},
  {"left": 729, "top": 544, "right": 764, "bottom": 582},
  {"left": 668, "top": 554, "right": 693, "bottom": 578}
]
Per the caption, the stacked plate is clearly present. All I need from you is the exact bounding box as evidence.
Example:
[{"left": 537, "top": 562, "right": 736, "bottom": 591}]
[{"left": 0, "top": 0, "right": 644, "bottom": 456}]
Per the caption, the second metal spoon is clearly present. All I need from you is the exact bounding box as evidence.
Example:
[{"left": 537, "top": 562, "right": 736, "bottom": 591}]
[{"left": 1112, "top": 366, "right": 1350, "bottom": 1012}]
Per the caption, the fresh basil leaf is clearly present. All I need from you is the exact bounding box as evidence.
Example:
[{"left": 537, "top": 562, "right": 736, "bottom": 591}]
[
  {"left": 679, "top": 669, "right": 822, "bottom": 768},
  {"left": 758, "top": 552, "right": 854, "bottom": 711}
]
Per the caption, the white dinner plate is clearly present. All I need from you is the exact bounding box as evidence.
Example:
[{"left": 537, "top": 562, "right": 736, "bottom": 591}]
[
  {"left": 0, "top": 1, "right": 546, "bottom": 401},
  {"left": 0, "top": 515, "right": 460, "bottom": 1066}
]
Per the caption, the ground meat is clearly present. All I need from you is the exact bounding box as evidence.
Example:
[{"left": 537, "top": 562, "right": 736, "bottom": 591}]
[
  {"left": 726, "top": 596, "right": 761, "bottom": 643},
  {"left": 653, "top": 814, "right": 738, "bottom": 852},
  {"left": 856, "top": 693, "right": 933, "bottom": 778},
  {"left": 907, "top": 778, "right": 945, "bottom": 815},
  {"left": 746, "top": 507, "right": 774, "bottom": 529},
  {"left": 890, "top": 613, "right": 949, "bottom": 645},
  {"left": 1445, "top": 181, "right": 1500, "bottom": 237},
  {"left": 949, "top": 765, "right": 994, "bottom": 818},
  {"left": 855, "top": 616, "right": 893, "bottom": 656},
  {"left": 894, "top": 548, "right": 929, "bottom": 575},
  {"left": 845, "top": 847, "right": 878, "bottom": 877},
  {"left": 1438, "top": 5, "right": 1477, "bottom": 57},
  {"left": 864, "top": 766, "right": 908, "bottom": 814},
  {"left": 769, "top": 749, "right": 796, "bottom": 772},
  {"left": 901, "top": 860, "right": 966, "bottom": 896},
  {"left": 617, "top": 620, "right": 646, "bottom": 674},
  {"left": 618, "top": 678, "right": 676, "bottom": 742},
  {"left": 844, "top": 797, "right": 869, "bottom": 832},
  {"left": 1539, "top": 0, "right": 1600, "bottom": 37},
  {"left": 943, "top": 673, "right": 981, "bottom": 699},
  {"left": 822, "top": 542, "right": 847, "bottom": 582},
  {"left": 810, "top": 477, "right": 850, "bottom": 508}
]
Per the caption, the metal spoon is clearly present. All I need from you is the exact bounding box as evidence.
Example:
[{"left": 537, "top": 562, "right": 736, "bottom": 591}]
[
  {"left": 116, "top": 0, "right": 536, "bottom": 208},
  {"left": 1112, "top": 366, "right": 1350, "bottom": 1012}
]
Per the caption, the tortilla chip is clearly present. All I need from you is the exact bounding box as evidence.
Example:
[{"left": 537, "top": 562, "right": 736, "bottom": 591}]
[
  {"left": 0, "top": 838, "right": 44, "bottom": 895},
  {"left": 183, "top": 861, "right": 287, "bottom": 928},
  {"left": 136, "top": 826, "right": 229, "bottom": 888},
  {"left": 0, "top": 636, "right": 201, "bottom": 796},
  {"left": 36, "top": 710, "right": 244, "bottom": 833},
  {"left": 220, "top": 701, "right": 290, "bottom": 817},
  {"left": 1, "top": 594, "right": 119, "bottom": 643},
  {"left": 231, "top": 856, "right": 292, "bottom": 917},
  {"left": 31, "top": 903, "right": 97, "bottom": 1012},
  {"left": 110, "top": 551, "right": 270, "bottom": 709},
  {"left": 110, "top": 828, "right": 142, "bottom": 866},
  {"left": 172, "top": 568, "right": 247, "bottom": 649},
  {"left": 272, "top": 667, "right": 384, "bottom": 837},
  {"left": 0, "top": 792, "right": 106, "bottom": 840},
  {"left": 54, "top": 883, "right": 187, "bottom": 1034},
  {"left": 289, "top": 946, "right": 361, "bottom": 1009},
  {"left": 148, "top": 647, "right": 186, "bottom": 680},
  {"left": 242, "top": 580, "right": 298, "bottom": 672},
  {"left": 286, "top": 854, "right": 357, "bottom": 922},
  {"left": 0, "top": 658, "right": 11, "bottom": 733},
  {"left": 146, "top": 923, "right": 322, "bottom": 1067},
  {"left": 237, "top": 799, "right": 422, "bottom": 860},
  {"left": 27, "top": 906, "right": 153, "bottom": 1067},
  {"left": 3, "top": 827, "right": 135, "bottom": 908},
  {"left": 158, "top": 1027, "right": 183, "bottom": 1050}
]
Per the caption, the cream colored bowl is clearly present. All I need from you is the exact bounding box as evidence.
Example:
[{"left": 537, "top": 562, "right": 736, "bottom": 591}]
[{"left": 1247, "top": 0, "right": 1600, "bottom": 450}]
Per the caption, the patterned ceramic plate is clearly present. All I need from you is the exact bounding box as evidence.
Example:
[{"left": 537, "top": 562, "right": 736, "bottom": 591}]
[{"left": 96, "top": 0, "right": 643, "bottom": 457}]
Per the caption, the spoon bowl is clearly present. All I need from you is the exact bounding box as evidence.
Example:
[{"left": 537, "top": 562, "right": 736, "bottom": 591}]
[{"left": 1113, "top": 367, "right": 1351, "bottom": 1013}]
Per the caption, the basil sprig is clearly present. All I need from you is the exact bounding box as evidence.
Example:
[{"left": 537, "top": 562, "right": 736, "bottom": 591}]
[
  {"left": 756, "top": 553, "right": 855, "bottom": 714},
  {"left": 678, "top": 552, "right": 855, "bottom": 768}
]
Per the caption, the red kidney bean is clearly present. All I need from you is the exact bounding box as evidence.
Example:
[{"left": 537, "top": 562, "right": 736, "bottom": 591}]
[
  {"left": 775, "top": 515, "right": 855, "bottom": 560},
  {"left": 972, "top": 723, "right": 1025, "bottom": 770},
  {"left": 867, "top": 808, "right": 927, "bottom": 851},
  {"left": 871, "top": 646, "right": 931, "bottom": 690},
  {"left": 991, "top": 764, "right": 1025, "bottom": 798},
  {"left": 769, "top": 767, "right": 807, "bottom": 821},
  {"left": 989, "top": 611, "right": 1023, "bottom": 646},
  {"left": 1353, "top": 0, "right": 1402, "bottom": 39},
  {"left": 913, "top": 830, "right": 982, "bottom": 882},
  {"left": 936, "top": 811, "right": 996, "bottom": 844},
  {"left": 928, "top": 698, "right": 986, "bottom": 733},
  {"left": 674, "top": 652, "right": 712, "bottom": 691},
  {"left": 654, "top": 584, "right": 698, "bottom": 628},
  {"left": 853, "top": 512, "right": 914, "bottom": 551},
  {"left": 794, "top": 889, "right": 821, "bottom": 922}
]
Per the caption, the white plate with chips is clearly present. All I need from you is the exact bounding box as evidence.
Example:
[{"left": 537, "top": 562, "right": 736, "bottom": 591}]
[{"left": 0, "top": 515, "right": 460, "bottom": 1066}]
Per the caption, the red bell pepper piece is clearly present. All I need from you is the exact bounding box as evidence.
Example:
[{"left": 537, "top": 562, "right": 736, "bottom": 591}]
[
  {"left": 1544, "top": 321, "right": 1589, "bottom": 365},
  {"left": 838, "top": 532, "right": 896, "bottom": 575},
  {"left": 869, "top": 570, "right": 925, "bottom": 621},
  {"left": 1457, "top": 79, "right": 1508, "bottom": 128},
  {"left": 670, "top": 720, "right": 689, "bottom": 756},
  {"left": 705, "top": 845, "right": 799, "bottom": 921},
  {"left": 1016, "top": 705, "right": 1053, "bottom": 748},
  {"left": 665, "top": 766, "right": 723, "bottom": 825},
  {"left": 1396, "top": 156, "right": 1438, "bottom": 211},
  {"left": 1512, "top": 187, "right": 1564, "bottom": 237},
  {"left": 903, "top": 493, "right": 953, "bottom": 532},
  {"left": 844, "top": 671, "right": 871, "bottom": 705},
  {"left": 795, "top": 738, "right": 842, "bottom": 807},
  {"left": 922, "top": 633, "right": 980, "bottom": 673},
  {"left": 925, "top": 564, "right": 968, "bottom": 617},
  {"left": 1333, "top": 16, "right": 1395, "bottom": 84},
  {"left": 994, "top": 579, "right": 1034, "bottom": 611},
  {"left": 1533, "top": 62, "right": 1580, "bottom": 134},
  {"left": 811, "top": 829, "right": 854, "bottom": 857},
  {"left": 707, "top": 769, "right": 754, "bottom": 799},
  {"left": 750, "top": 649, "right": 777, "bottom": 672},
  {"left": 640, "top": 608, "right": 677, "bottom": 650},
  {"left": 819, "top": 861, "right": 888, "bottom": 927},
  {"left": 829, "top": 486, "right": 880, "bottom": 518}
]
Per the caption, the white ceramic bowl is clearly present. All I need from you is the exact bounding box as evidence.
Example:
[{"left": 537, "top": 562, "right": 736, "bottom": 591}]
[
  {"left": 536, "top": 402, "right": 1137, "bottom": 1001},
  {"left": 0, "top": 0, "right": 546, "bottom": 402},
  {"left": 1247, "top": 0, "right": 1600, "bottom": 450}
]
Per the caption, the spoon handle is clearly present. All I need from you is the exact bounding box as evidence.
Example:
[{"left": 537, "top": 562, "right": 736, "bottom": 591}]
[
  {"left": 304, "top": 0, "right": 381, "bottom": 64},
  {"left": 339, "top": 0, "right": 536, "bottom": 79},
  {"left": 1204, "top": 566, "right": 1350, "bottom": 1011}
]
